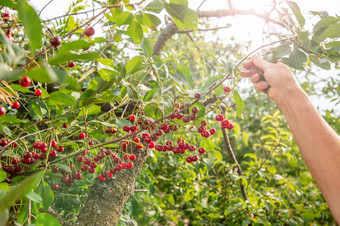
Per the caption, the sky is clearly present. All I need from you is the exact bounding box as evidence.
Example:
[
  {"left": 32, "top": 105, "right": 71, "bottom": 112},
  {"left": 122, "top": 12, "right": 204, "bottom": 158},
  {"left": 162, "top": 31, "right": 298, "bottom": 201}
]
[{"left": 29, "top": 0, "right": 340, "bottom": 113}]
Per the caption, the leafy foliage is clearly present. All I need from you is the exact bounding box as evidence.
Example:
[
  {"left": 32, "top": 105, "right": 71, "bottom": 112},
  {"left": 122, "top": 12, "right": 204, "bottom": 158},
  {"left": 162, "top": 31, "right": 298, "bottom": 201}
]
[{"left": 0, "top": 0, "right": 339, "bottom": 225}]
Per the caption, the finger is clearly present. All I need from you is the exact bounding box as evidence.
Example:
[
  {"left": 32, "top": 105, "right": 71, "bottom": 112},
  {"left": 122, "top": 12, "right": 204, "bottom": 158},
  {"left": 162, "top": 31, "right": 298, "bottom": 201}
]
[
  {"left": 250, "top": 73, "right": 260, "bottom": 83},
  {"left": 243, "top": 60, "right": 254, "bottom": 69},
  {"left": 252, "top": 55, "right": 272, "bottom": 70},
  {"left": 240, "top": 70, "right": 253, "bottom": 78},
  {"left": 253, "top": 81, "right": 269, "bottom": 93}
]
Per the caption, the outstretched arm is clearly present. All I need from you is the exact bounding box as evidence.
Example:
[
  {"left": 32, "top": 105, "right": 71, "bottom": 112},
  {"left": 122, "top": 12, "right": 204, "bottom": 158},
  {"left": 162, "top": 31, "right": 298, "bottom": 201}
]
[{"left": 241, "top": 55, "right": 340, "bottom": 223}]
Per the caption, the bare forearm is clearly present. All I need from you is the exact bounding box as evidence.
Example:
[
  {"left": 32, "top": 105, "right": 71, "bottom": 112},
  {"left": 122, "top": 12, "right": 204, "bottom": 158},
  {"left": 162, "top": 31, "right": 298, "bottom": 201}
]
[{"left": 278, "top": 88, "right": 340, "bottom": 222}]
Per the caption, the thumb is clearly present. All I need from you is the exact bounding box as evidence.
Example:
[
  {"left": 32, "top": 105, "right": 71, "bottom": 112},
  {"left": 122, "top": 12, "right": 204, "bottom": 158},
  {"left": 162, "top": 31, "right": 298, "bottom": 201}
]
[{"left": 252, "top": 55, "right": 271, "bottom": 70}]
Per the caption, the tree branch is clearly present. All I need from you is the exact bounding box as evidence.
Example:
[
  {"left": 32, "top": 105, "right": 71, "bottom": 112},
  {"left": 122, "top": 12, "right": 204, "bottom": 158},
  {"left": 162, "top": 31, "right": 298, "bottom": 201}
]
[{"left": 221, "top": 126, "right": 248, "bottom": 201}]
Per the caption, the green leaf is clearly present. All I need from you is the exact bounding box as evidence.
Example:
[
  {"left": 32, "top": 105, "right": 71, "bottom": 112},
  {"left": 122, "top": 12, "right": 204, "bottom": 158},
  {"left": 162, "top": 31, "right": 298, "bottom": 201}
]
[
  {"left": 309, "top": 55, "right": 330, "bottom": 70},
  {"left": 170, "top": 0, "right": 187, "bottom": 6},
  {"left": 116, "top": 118, "right": 131, "bottom": 129},
  {"left": 0, "top": 115, "right": 23, "bottom": 123},
  {"left": 165, "top": 4, "right": 198, "bottom": 30},
  {"left": 0, "top": 64, "right": 24, "bottom": 81},
  {"left": 313, "top": 16, "right": 340, "bottom": 32},
  {"left": 46, "top": 91, "right": 75, "bottom": 106},
  {"left": 144, "top": 103, "right": 163, "bottom": 119},
  {"left": 0, "top": 170, "right": 7, "bottom": 181},
  {"left": 287, "top": 1, "right": 305, "bottom": 28},
  {"left": 58, "top": 40, "right": 91, "bottom": 53},
  {"left": 0, "top": 30, "right": 25, "bottom": 64},
  {"left": 126, "top": 56, "right": 143, "bottom": 74},
  {"left": 26, "top": 191, "right": 42, "bottom": 203},
  {"left": 143, "top": 13, "right": 161, "bottom": 28},
  {"left": 49, "top": 52, "right": 99, "bottom": 65},
  {"left": 141, "top": 38, "right": 154, "bottom": 57},
  {"left": 1, "top": 171, "right": 43, "bottom": 209},
  {"left": 286, "top": 48, "right": 307, "bottom": 70},
  {"left": 18, "top": 0, "right": 42, "bottom": 50},
  {"left": 201, "top": 74, "right": 224, "bottom": 91},
  {"left": 126, "top": 20, "right": 143, "bottom": 44},
  {"left": 176, "top": 65, "right": 194, "bottom": 89},
  {"left": 36, "top": 213, "right": 61, "bottom": 226},
  {"left": 39, "top": 182, "right": 54, "bottom": 211},
  {"left": 115, "top": 11, "right": 133, "bottom": 26},
  {"left": 200, "top": 139, "right": 216, "bottom": 150},
  {"left": 1, "top": 0, "right": 17, "bottom": 9},
  {"left": 144, "top": 88, "right": 159, "bottom": 101},
  {"left": 0, "top": 125, "right": 12, "bottom": 137},
  {"left": 271, "top": 44, "right": 291, "bottom": 58},
  {"left": 212, "top": 150, "right": 223, "bottom": 162},
  {"left": 312, "top": 23, "right": 340, "bottom": 43},
  {"left": 233, "top": 90, "right": 244, "bottom": 118},
  {"left": 25, "top": 65, "right": 68, "bottom": 83},
  {"left": 145, "top": 0, "right": 164, "bottom": 13}
]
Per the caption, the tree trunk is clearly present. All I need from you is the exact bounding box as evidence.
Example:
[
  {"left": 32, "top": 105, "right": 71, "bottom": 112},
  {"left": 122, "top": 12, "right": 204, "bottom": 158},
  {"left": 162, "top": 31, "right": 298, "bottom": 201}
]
[{"left": 69, "top": 146, "right": 149, "bottom": 226}]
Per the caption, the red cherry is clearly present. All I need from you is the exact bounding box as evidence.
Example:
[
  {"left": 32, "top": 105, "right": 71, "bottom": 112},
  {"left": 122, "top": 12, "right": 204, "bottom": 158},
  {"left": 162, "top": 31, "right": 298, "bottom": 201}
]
[
  {"left": 124, "top": 154, "right": 129, "bottom": 160},
  {"left": 201, "top": 120, "right": 207, "bottom": 127},
  {"left": 215, "top": 114, "right": 224, "bottom": 121},
  {"left": 209, "top": 128, "right": 216, "bottom": 135},
  {"left": 112, "top": 128, "right": 117, "bottom": 134},
  {"left": 68, "top": 61, "right": 75, "bottom": 67},
  {"left": 90, "top": 162, "right": 97, "bottom": 168},
  {"left": 79, "top": 132, "right": 85, "bottom": 139},
  {"left": 105, "top": 128, "right": 112, "bottom": 134},
  {"left": 198, "top": 147, "right": 206, "bottom": 154},
  {"left": 121, "top": 162, "right": 127, "bottom": 169},
  {"left": 128, "top": 115, "right": 136, "bottom": 121},
  {"left": 50, "top": 140, "right": 58, "bottom": 148},
  {"left": 11, "top": 101, "right": 20, "bottom": 109},
  {"left": 0, "top": 139, "right": 7, "bottom": 146},
  {"left": 88, "top": 167, "right": 95, "bottom": 173},
  {"left": 189, "top": 145, "right": 196, "bottom": 152},
  {"left": 136, "top": 144, "right": 143, "bottom": 149},
  {"left": 182, "top": 116, "right": 190, "bottom": 123},
  {"left": 148, "top": 142, "right": 155, "bottom": 149},
  {"left": 160, "top": 124, "right": 168, "bottom": 131},
  {"left": 192, "top": 107, "right": 199, "bottom": 114},
  {"left": 227, "top": 123, "right": 234, "bottom": 130},
  {"left": 84, "top": 27, "right": 95, "bottom": 37},
  {"left": 144, "top": 136, "right": 152, "bottom": 143},
  {"left": 22, "top": 157, "right": 31, "bottom": 164},
  {"left": 221, "top": 120, "right": 230, "bottom": 129},
  {"left": 33, "top": 141, "right": 40, "bottom": 149},
  {"left": 133, "top": 137, "right": 140, "bottom": 143},
  {"left": 186, "top": 156, "right": 193, "bottom": 163},
  {"left": 51, "top": 166, "right": 59, "bottom": 173},
  {"left": 84, "top": 158, "right": 91, "bottom": 165},
  {"left": 63, "top": 122, "right": 67, "bottom": 128},
  {"left": 48, "top": 150, "right": 57, "bottom": 157},
  {"left": 57, "top": 146, "right": 64, "bottom": 152},
  {"left": 194, "top": 92, "right": 201, "bottom": 99},
  {"left": 34, "top": 89, "right": 42, "bottom": 96},
  {"left": 2, "top": 13, "right": 10, "bottom": 21},
  {"left": 123, "top": 126, "right": 130, "bottom": 132},
  {"left": 19, "top": 76, "right": 31, "bottom": 87},
  {"left": 12, "top": 157, "right": 20, "bottom": 164},
  {"left": 76, "top": 156, "right": 84, "bottom": 162},
  {"left": 176, "top": 114, "right": 183, "bottom": 120},
  {"left": 223, "top": 86, "right": 231, "bottom": 93},
  {"left": 75, "top": 173, "right": 82, "bottom": 180},
  {"left": 129, "top": 154, "right": 136, "bottom": 161},
  {"left": 197, "top": 126, "right": 206, "bottom": 133},
  {"left": 98, "top": 175, "right": 105, "bottom": 181},
  {"left": 203, "top": 130, "right": 211, "bottom": 138},
  {"left": 127, "top": 162, "right": 133, "bottom": 169},
  {"left": 80, "top": 165, "right": 88, "bottom": 171},
  {"left": 192, "top": 154, "right": 199, "bottom": 162},
  {"left": 50, "top": 36, "right": 61, "bottom": 47},
  {"left": 0, "top": 106, "right": 5, "bottom": 116}
]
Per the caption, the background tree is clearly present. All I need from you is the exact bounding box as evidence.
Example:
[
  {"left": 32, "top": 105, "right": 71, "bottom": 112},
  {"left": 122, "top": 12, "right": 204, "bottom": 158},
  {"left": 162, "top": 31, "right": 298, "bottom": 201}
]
[{"left": 0, "top": 0, "right": 339, "bottom": 225}]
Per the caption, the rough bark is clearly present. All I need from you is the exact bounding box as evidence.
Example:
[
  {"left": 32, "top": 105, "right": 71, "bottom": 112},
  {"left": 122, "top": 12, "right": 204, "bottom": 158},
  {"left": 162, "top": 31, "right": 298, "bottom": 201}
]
[{"left": 69, "top": 146, "right": 149, "bottom": 226}]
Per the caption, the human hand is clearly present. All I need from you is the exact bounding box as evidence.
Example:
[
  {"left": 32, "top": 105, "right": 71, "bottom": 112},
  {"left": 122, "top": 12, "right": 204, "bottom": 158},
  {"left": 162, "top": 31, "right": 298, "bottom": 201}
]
[{"left": 240, "top": 55, "right": 302, "bottom": 106}]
